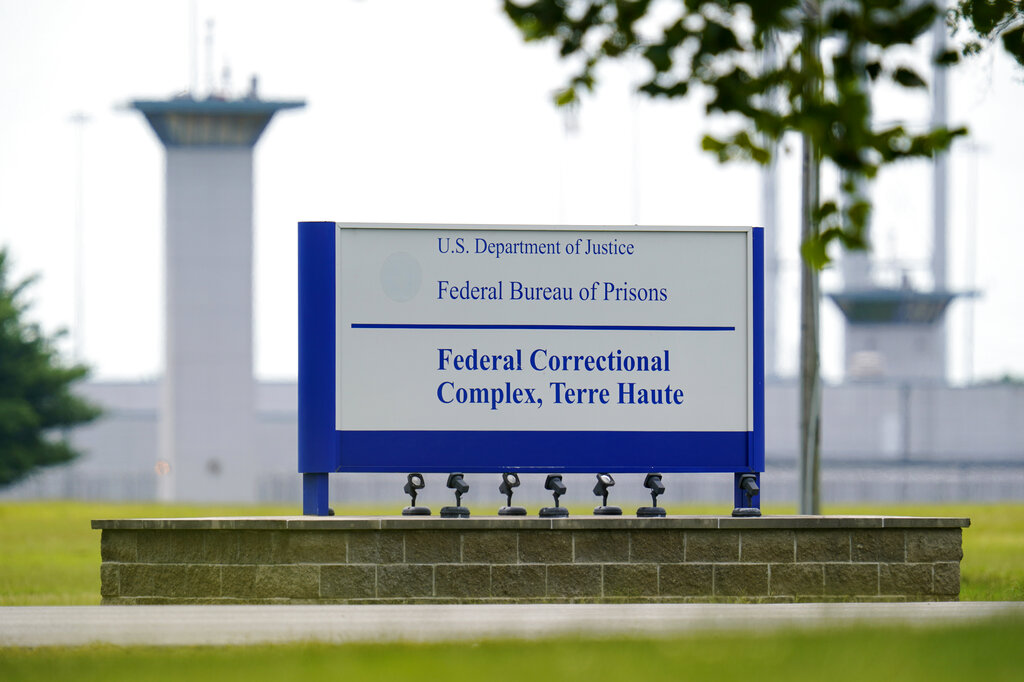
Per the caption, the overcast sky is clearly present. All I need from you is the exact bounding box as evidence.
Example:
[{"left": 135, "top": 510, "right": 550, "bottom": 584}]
[{"left": 1, "top": 0, "right": 1021, "bottom": 384}]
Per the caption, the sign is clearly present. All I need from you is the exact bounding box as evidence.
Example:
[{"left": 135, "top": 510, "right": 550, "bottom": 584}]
[{"left": 299, "top": 222, "right": 764, "bottom": 495}]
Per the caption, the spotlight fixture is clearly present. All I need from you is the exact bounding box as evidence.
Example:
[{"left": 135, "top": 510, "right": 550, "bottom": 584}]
[
  {"left": 498, "top": 472, "right": 527, "bottom": 516},
  {"left": 441, "top": 472, "right": 471, "bottom": 518},
  {"left": 402, "top": 472, "right": 430, "bottom": 516},
  {"left": 731, "top": 473, "right": 762, "bottom": 517},
  {"left": 637, "top": 473, "right": 666, "bottom": 517},
  {"left": 539, "top": 474, "right": 569, "bottom": 518},
  {"left": 593, "top": 473, "right": 622, "bottom": 516}
]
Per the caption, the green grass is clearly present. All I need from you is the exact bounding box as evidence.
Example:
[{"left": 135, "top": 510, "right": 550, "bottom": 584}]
[
  {"left": 1, "top": 501, "right": 1021, "bottom": 681},
  {"left": 2, "top": 618, "right": 1024, "bottom": 681},
  {"left": 0, "top": 501, "right": 1022, "bottom": 605}
]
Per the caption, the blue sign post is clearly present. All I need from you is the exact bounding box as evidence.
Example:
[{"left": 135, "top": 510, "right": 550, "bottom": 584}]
[{"left": 298, "top": 222, "right": 764, "bottom": 516}]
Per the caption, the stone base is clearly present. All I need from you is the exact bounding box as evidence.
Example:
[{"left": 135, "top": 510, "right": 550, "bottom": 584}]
[{"left": 92, "top": 516, "right": 968, "bottom": 604}]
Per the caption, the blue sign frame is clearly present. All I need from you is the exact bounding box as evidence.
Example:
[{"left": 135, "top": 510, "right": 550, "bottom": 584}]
[{"left": 298, "top": 222, "right": 764, "bottom": 515}]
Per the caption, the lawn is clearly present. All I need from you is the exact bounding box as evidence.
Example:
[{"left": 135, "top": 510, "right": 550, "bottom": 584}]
[
  {"left": 2, "top": 617, "right": 1023, "bottom": 682},
  {"left": 1, "top": 500, "right": 1021, "bottom": 681},
  {"left": 0, "top": 501, "right": 1021, "bottom": 605}
]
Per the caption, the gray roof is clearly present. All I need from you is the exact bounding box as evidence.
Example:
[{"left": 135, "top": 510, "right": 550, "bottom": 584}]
[{"left": 132, "top": 97, "right": 305, "bottom": 147}]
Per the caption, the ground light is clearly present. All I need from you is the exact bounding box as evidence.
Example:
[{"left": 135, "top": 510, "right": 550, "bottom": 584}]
[
  {"left": 441, "top": 473, "right": 471, "bottom": 518},
  {"left": 539, "top": 474, "right": 569, "bottom": 518},
  {"left": 732, "top": 473, "right": 762, "bottom": 518},
  {"left": 593, "top": 473, "right": 622, "bottom": 516},
  {"left": 637, "top": 473, "right": 667, "bottom": 517},
  {"left": 401, "top": 473, "right": 430, "bottom": 516},
  {"left": 498, "top": 472, "right": 527, "bottom": 516}
]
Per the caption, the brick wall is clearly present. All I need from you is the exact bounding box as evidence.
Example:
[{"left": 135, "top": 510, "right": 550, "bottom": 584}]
[{"left": 93, "top": 516, "right": 967, "bottom": 604}]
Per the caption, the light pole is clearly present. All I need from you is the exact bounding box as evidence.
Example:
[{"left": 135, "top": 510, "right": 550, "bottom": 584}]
[{"left": 69, "top": 111, "right": 90, "bottom": 364}]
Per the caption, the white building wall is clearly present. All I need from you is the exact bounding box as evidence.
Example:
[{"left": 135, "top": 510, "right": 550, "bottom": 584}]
[
  {"left": 160, "top": 148, "right": 255, "bottom": 502},
  {"left": 911, "top": 384, "right": 1024, "bottom": 459},
  {"left": 764, "top": 379, "right": 798, "bottom": 455},
  {"left": 822, "top": 384, "right": 906, "bottom": 458},
  {"left": 846, "top": 324, "right": 947, "bottom": 382}
]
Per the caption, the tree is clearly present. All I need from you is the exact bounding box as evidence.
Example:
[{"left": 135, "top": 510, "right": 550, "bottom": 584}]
[
  {"left": 501, "top": 0, "right": 1021, "bottom": 512},
  {"left": 0, "top": 247, "right": 101, "bottom": 487},
  {"left": 953, "top": 0, "right": 1024, "bottom": 64}
]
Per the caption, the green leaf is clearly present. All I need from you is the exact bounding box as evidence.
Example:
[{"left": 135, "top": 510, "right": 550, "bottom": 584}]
[
  {"left": 1002, "top": 25, "right": 1024, "bottom": 68},
  {"left": 700, "top": 135, "right": 729, "bottom": 162},
  {"left": 643, "top": 44, "right": 673, "bottom": 72},
  {"left": 638, "top": 80, "right": 689, "bottom": 98},
  {"left": 962, "top": 40, "right": 984, "bottom": 57},
  {"left": 813, "top": 201, "right": 839, "bottom": 224},
  {"left": 846, "top": 201, "right": 872, "bottom": 234},
  {"left": 701, "top": 20, "right": 741, "bottom": 55},
  {"left": 893, "top": 67, "right": 927, "bottom": 88},
  {"left": 554, "top": 87, "right": 577, "bottom": 107},
  {"left": 801, "top": 236, "right": 831, "bottom": 270}
]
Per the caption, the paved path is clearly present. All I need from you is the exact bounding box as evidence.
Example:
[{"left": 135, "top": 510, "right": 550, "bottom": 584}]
[{"left": 2, "top": 602, "right": 1021, "bottom": 647}]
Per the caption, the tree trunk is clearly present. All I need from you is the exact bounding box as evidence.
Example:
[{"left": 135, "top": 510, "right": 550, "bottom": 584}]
[{"left": 799, "top": 1, "right": 822, "bottom": 515}]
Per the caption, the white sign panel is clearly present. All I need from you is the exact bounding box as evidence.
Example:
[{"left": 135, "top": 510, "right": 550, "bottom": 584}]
[{"left": 335, "top": 224, "right": 753, "bottom": 435}]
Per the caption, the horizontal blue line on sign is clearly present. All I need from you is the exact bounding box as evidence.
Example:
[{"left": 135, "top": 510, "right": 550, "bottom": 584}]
[
  {"left": 351, "top": 323, "right": 735, "bottom": 331},
  {"left": 334, "top": 430, "right": 756, "bottom": 473}
]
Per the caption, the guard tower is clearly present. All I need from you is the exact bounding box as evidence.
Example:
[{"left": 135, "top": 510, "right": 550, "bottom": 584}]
[
  {"left": 828, "top": 285, "right": 963, "bottom": 381},
  {"left": 133, "top": 90, "right": 304, "bottom": 501},
  {"left": 827, "top": 21, "right": 968, "bottom": 384}
]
